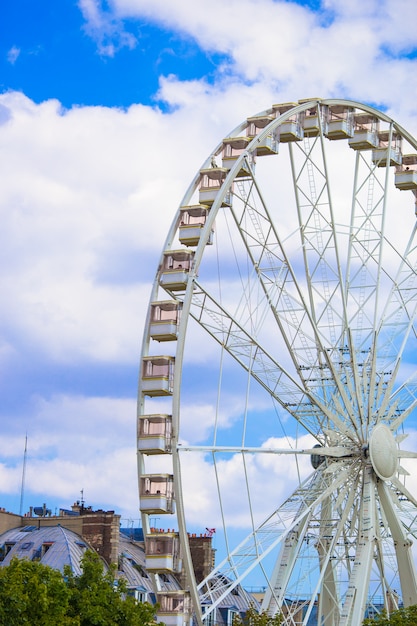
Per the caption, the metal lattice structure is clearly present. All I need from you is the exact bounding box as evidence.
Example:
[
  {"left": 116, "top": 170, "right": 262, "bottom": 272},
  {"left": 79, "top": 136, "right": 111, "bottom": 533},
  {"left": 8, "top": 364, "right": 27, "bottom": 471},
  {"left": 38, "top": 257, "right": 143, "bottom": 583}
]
[{"left": 137, "top": 98, "right": 417, "bottom": 626}]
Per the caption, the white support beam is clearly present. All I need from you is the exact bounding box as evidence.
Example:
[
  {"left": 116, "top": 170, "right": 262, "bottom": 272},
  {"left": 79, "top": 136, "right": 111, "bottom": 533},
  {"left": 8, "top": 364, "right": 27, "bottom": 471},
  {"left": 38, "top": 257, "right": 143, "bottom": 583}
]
[
  {"left": 339, "top": 467, "right": 376, "bottom": 626},
  {"left": 378, "top": 480, "right": 417, "bottom": 608}
]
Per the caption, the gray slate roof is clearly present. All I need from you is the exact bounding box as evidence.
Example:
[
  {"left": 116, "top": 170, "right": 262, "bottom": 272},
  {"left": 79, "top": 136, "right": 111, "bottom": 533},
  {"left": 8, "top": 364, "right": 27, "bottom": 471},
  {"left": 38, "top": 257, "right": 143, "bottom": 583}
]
[
  {"left": 0, "top": 525, "right": 88, "bottom": 575},
  {"left": 0, "top": 525, "right": 180, "bottom": 593}
]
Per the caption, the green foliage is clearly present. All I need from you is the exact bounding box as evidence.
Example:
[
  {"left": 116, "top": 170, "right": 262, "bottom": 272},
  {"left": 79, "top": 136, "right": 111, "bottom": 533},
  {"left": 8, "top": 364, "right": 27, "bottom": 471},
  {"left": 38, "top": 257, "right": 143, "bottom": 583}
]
[
  {"left": 0, "top": 551, "right": 157, "bottom": 626},
  {"left": 0, "top": 557, "right": 72, "bottom": 625},
  {"left": 65, "top": 550, "right": 157, "bottom": 626},
  {"left": 363, "top": 605, "right": 417, "bottom": 625},
  {"left": 233, "top": 604, "right": 283, "bottom": 626}
]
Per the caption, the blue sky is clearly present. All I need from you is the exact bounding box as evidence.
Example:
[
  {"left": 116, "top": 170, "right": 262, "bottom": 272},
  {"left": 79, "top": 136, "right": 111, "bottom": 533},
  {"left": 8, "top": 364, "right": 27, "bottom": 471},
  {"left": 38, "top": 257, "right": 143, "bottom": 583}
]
[
  {"left": 1, "top": 0, "right": 417, "bottom": 532},
  {"left": 1, "top": 0, "right": 225, "bottom": 108}
]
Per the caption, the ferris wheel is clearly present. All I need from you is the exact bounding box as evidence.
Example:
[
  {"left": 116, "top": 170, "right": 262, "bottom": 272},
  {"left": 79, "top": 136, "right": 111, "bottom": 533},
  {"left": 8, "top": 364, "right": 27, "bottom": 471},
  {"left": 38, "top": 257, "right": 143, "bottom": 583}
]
[{"left": 137, "top": 98, "right": 417, "bottom": 626}]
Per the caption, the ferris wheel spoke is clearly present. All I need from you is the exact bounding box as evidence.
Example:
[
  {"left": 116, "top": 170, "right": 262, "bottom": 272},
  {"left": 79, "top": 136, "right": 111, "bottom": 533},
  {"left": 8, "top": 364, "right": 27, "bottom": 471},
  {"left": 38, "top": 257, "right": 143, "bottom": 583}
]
[
  {"left": 229, "top": 163, "right": 350, "bottom": 377},
  {"left": 389, "top": 474, "right": 417, "bottom": 510},
  {"left": 362, "top": 236, "right": 417, "bottom": 429},
  {"left": 189, "top": 282, "right": 356, "bottom": 439},
  {"left": 177, "top": 445, "right": 355, "bottom": 458},
  {"left": 285, "top": 135, "right": 370, "bottom": 434},
  {"left": 345, "top": 146, "right": 391, "bottom": 353},
  {"left": 229, "top": 166, "right": 330, "bottom": 370},
  {"left": 261, "top": 510, "right": 312, "bottom": 617},
  {"left": 289, "top": 132, "right": 348, "bottom": 350},
  {"left": 368, "top": 242, "right": 417, "bottom": 427},
  {"left": 383, "top": 482, "right": 417, "bottom": 550},
  {"left": 266, "top": 466, "right": 359, "bottom": 625},
  {"left": 381, "top": 373, "right": 417, "bottom": 431},
  {"left": 197, "top": 465, "right": 351, "bottom": 617},
  {"left": 222, "top": 169, "right": 369, "bottom": 438},
  {"left": 398, "top": 449, "right": 417, "bottom": 459}
]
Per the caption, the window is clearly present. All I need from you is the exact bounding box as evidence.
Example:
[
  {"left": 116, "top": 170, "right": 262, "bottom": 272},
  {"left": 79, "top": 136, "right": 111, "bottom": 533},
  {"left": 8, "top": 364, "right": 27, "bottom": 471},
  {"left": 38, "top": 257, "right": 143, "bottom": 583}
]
[
  {"left": 227, "top": 609, "right": 239, "bottom": 626},
  {"left": 158, "top": 573, "right": 169, "bottom": 582},
  {"left": 133, "top": 563, "right": 149, "bottom": 578},
  {"left": 0, "top": 542, "right": 16, "bottom": 562},
  {"left": 202, "top": 606, "right": 215, "bottom": 626},
  {"left": 32, "top": 547, "right": 42, "bottom": 561},
  {"left": 127, "top": 589, "right": 147, "bottom": 603},
  {"left": 41, "top": 543, "right": 54, "bottom": 557},
  {"left": 4, "top": 543, "right": 15, "bottom": 556}
]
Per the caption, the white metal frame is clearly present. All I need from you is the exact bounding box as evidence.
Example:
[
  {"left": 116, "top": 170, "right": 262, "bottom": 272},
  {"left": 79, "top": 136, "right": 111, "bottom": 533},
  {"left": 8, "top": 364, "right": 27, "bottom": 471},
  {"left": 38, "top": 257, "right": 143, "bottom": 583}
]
[{"left": 137, "top": 99, "right": 417, "bottom": 626}]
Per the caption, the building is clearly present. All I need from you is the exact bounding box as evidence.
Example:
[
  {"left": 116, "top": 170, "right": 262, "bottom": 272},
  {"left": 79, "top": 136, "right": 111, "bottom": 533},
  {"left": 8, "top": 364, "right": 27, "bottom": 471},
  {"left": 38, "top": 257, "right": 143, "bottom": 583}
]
[
  {"left": 0, "top": 502, "right": 256, "bottom": 626},
  {"left": 0, "top": 502, "right": 181, "bottom": 605}
]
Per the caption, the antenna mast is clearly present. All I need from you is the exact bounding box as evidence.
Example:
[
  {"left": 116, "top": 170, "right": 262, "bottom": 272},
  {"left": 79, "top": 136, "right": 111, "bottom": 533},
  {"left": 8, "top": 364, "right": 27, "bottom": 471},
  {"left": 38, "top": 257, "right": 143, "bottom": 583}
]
[{"left": 19, "top": 433, "right": 28, "bottom": 516}]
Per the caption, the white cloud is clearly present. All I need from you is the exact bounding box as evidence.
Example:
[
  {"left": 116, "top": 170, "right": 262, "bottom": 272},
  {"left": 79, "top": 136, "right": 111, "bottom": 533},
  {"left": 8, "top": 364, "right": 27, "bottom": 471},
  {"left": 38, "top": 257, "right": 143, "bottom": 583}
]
[
  {"left": 0, "top": 394, "right": 138, "bottom": 518},
  {"left": 0, "top": 93, "right": 193, "bottom": 365},
  {"left": 79, "top": 0, "right": 417, "bottom": 122},
  {"left": 0, "top": 83, "right": 297, "bottom": 369},
  {"left": 7, "top": 46, "right": 21, "bottom": 65},
  {"left": 78, "top": 0, "right": 137, "bottom": 56}
]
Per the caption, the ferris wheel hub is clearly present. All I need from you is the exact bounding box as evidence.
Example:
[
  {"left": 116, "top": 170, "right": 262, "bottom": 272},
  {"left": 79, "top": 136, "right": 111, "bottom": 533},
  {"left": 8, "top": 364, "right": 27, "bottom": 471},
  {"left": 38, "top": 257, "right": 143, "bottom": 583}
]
[{"left": 369, "top": 424, "right": 398, "bottom": 480}]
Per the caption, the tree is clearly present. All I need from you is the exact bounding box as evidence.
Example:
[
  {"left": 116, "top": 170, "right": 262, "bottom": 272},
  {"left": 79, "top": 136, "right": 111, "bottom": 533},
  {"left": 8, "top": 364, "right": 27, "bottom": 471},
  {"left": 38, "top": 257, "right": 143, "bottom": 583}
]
[
  {"left": 233, "top": 605, "right": 283, "bottom": 626},
  {"left": 0, "top": 557, "right": 73, "bottom": 625},
  {"left": 363, "top": 605, "right": 417, "bottom": 625},
  {"left": 65, "top": 550, "right": 157, "bottom": 626},
  {"left": 0, "top": 551, "right": 157, "bottom": 626}
]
